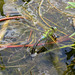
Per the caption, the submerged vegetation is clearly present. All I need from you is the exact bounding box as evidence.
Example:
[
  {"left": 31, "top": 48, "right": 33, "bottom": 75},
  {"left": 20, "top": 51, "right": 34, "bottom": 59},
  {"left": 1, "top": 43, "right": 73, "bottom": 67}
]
[{"left": 0, "top": 0, "right": 75, "bottom": 75}]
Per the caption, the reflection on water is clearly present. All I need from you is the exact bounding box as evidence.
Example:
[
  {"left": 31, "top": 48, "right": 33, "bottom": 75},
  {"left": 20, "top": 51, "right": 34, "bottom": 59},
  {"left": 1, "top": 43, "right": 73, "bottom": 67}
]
[{"left": 0, "top": 0, "right": 75, "bottom": 75}]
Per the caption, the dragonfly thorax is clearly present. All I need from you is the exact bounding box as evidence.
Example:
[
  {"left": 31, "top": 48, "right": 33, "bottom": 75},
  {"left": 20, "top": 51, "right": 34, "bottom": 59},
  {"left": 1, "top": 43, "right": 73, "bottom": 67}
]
[{"left": 43, "top": 27, "right": 57, "bottom": 39}]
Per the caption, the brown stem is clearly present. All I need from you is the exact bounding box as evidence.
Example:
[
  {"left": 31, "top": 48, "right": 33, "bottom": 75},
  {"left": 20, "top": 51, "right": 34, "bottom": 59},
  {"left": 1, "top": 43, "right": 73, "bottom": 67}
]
[{"left": 0, "top": 16, "right": 25, "bottom": 21}]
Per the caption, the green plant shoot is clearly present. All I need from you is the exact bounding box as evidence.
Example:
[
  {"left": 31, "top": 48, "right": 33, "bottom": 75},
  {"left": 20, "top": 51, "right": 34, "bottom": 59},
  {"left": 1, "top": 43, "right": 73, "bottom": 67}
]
[{"left": 65, "top": 2, "right": 75, "bottom": 9}]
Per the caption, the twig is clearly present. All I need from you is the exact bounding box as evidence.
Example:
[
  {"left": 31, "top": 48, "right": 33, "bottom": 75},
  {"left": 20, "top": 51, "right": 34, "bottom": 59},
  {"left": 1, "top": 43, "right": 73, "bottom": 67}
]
[{"left": 0, "top": 16, "right": 24, "bottom": 21}]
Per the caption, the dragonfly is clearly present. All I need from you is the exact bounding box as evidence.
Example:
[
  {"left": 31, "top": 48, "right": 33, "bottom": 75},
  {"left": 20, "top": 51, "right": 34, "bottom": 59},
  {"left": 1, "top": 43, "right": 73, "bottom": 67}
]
[
  {"left": 11, "top": 2, "right": 75, "bottom": 57},
  {"left": 30, "top": 27, "right": 57, "bottom": 56}
]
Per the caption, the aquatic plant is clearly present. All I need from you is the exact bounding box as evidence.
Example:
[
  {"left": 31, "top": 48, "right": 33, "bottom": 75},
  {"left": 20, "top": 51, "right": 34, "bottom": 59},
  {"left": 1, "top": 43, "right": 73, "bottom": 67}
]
[
  {"left": 0, "top": 0, "right": 75, "bottom": 75},
  {"left": 66, "top": 2, "right": 75, "bottom": 9}
]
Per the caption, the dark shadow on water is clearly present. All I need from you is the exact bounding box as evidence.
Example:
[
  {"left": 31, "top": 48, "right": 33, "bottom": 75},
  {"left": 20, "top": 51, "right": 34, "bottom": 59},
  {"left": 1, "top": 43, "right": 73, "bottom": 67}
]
[
  {"left": 22, "top": 0, "right": 31, "bottom": 2},
  {"left": 63, "top": 42, "right": 75, "bottom": 75}
]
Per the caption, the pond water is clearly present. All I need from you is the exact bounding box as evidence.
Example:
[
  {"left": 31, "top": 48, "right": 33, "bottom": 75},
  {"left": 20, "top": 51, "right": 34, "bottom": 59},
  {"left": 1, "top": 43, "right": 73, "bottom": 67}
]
[{"left": 0, "top": 0, "right": 75, "bottom": 75}]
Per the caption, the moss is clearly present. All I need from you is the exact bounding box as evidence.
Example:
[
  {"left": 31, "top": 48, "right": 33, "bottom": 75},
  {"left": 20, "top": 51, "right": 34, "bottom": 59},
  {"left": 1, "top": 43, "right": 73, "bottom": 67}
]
[{"left": 0, "top": 0, "right": 5, "bottom": 16}]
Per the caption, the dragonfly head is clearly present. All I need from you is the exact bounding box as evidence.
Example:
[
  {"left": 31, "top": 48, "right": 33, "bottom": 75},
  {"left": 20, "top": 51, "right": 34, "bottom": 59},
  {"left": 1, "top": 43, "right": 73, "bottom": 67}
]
[{"left": 51, "top": 27, "right": 57, "bottom": 32}]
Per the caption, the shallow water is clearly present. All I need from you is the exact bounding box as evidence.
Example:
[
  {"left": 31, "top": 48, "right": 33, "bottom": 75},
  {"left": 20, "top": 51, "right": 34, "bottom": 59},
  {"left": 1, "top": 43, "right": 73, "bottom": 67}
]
[{"left": 0, "top": 0, "right": 75, "bottom": 75}]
